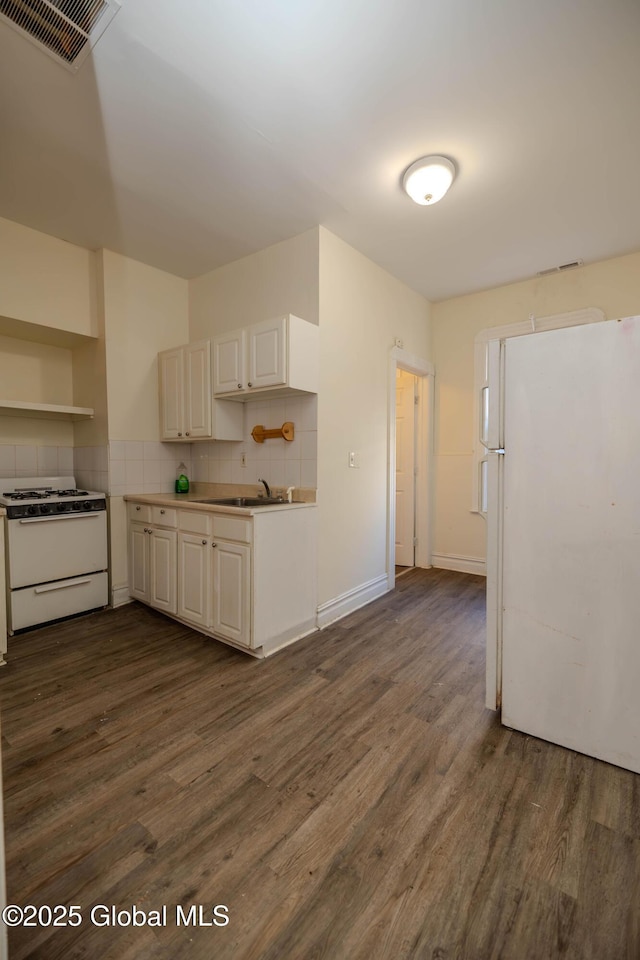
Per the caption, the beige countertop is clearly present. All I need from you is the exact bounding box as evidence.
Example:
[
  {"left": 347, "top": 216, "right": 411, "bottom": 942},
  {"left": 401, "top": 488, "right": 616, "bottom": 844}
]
[{"left": 123, "top": 490, "right": 316, "bottom": 517}]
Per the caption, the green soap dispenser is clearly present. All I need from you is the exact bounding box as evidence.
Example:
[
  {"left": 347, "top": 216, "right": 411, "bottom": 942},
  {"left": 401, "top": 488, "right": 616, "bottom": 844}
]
[{"left": 175, "top": 462, "right": 189, "bottom": 494}]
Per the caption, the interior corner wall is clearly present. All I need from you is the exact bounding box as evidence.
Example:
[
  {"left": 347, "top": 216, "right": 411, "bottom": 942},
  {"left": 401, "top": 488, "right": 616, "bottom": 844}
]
[
  {"left": 317, "top": 228, "right": 431, "bottom": 615},
  {"left": 100, "top": 249, "right": 189, "bottom": 601},
  {"left": 431, "top": 249, "right": 640, "bottom": 568},
  {"left": 102, "top": 249, "right": 189, "bottom": 443},
  {"left": 188, "top": 228, "right": 320, "bottom": 339}
]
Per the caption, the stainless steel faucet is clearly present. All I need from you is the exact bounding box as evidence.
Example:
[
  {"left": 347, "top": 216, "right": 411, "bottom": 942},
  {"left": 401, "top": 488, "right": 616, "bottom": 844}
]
[{"left": 257, "top": 477, "right": 271, "bottom": 498}]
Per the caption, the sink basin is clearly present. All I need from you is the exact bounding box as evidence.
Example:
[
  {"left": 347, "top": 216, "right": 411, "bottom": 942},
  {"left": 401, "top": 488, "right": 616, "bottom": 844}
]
[{"left": 192, "top": 496, "right": 286, "bottom": 507}]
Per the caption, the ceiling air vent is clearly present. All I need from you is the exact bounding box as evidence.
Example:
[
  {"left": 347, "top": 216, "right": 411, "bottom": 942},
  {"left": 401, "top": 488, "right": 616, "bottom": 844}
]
[
  {"left": 0, "top": 0, "right": 121, "bottom": 72},
  {"left": 537, "top": 259, "right": 584, "bottom": 277}
]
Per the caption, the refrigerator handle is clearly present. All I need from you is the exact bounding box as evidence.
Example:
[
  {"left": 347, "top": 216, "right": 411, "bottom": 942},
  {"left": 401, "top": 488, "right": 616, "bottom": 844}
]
[
  {"left": 483, "top": 339, "right": 503, "bottom": 450},
  {"left": 479, "top": 458, "right": 488, "bottom": 516}
]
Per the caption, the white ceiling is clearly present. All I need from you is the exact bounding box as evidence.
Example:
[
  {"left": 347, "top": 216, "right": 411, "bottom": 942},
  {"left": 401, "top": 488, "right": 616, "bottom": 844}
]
[{"left": 1, "top": 0, "right": 640, "bottom": 302}]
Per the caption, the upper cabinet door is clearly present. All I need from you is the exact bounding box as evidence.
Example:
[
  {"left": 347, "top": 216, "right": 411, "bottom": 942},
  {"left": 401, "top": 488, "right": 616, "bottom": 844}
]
[
  {"left": 184, "top": 340, "right": 212, "bottom": 438},
  {"left": 159, "top": 348, "right": 184, "bottom": 440},
  {"left": 213, "top": 331, "right": 246, "bottom": 395},
  {"left": 247, "top": 317, "right": 287, "bottom": 390}
]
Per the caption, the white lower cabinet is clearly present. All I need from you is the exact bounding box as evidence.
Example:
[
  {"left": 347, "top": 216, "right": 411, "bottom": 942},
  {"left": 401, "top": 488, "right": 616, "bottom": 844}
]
[
  {"left": 129, "top": 522, "right": 177, "bottom": 614},
  {"left": 127, "top": 501, "right": 317, "bottom": 656},
  {"left": 177, "top": 533, "right": 210, "bottom": 628},
  {"left": 211, "top": 540, "right": 251, "bottom": 646}
]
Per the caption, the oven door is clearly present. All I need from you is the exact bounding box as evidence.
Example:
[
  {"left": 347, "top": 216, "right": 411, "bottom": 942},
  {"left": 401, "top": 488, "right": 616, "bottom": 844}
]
[{"left": 7, "top": 512, "right": 108, "bottom": 589}]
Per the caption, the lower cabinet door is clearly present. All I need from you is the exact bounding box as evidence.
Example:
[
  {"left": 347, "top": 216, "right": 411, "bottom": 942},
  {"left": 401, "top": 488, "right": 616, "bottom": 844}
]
[
  {"left": 177, "top": 532, "right": 210, "bottom": 627},
  {"left": 211, "top": 540, "right": 251, "bottom": 647},
  {"left": 129, "top": 522, "right": 149, "bottom": 601},
  {"left": 149, "top": 528, "right": 177, "bottom": 614}
]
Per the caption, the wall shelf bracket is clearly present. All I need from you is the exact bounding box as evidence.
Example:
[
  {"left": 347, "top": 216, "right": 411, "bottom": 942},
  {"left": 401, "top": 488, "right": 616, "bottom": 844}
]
[{"left": 251, "top": 421, "right": 295, "bottom": 443}]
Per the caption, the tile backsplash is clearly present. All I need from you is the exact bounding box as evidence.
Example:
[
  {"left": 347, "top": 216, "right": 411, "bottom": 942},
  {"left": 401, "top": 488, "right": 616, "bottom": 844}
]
[
  {"left": 108, "top": 441, "right": 193, "bottom": 497},
  {"left": 0, "top": 444, "right": 74, "bottom": 480},
  {"left": 191, "top": 394, "right": 317, "bottom": 489},
  {"left": 0, "top": 394, "right": 317, "bottom": 496}
]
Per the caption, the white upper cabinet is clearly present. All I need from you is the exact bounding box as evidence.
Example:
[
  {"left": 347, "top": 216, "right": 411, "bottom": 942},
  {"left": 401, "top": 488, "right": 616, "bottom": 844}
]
[
  {"left": 247, "top": 317, "right": 286, "bottom": 390},
  {"left": 213, "top": 330, "right": 246, "bottom": 395},
  {"left": 212, "top": 315, "right": 318, "bottom": 399},
  {"left": 184, "top": 340, "right": 212, "bottom": 438},
  {"left": 159, "top": 348, "right": 184, "bottom": 440},
  {"left": 158, "top": 340, "right": 242, "bottom": 442}
]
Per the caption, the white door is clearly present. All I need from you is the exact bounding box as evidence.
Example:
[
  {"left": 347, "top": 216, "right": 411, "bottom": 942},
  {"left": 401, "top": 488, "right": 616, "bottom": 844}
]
[
  {"left": 395, "top": 369, "right": 416, "bottom": 567},
  {"left": 212, "top": 540, "right": 251, "bottom": 646},
  {"left": 149, "top": 528, "right": 177, "bottom": 614},
  {"left": 159, "top": 347, "right": 184, "bottom": 439},
  {"left": 213, "top": 331, "right": 245, "bottom": 395},
  {"left": 184, "top": 341, "right": 212, "bottom": 438},
  {"left": 247, "top": 317, "right": 286, "bottom": 390},
  {"left": 501, "top": 318, "right": 640, "bottom": 773},
  {"left": 178, "top": 532, "right": 210, "bottom": 626}
]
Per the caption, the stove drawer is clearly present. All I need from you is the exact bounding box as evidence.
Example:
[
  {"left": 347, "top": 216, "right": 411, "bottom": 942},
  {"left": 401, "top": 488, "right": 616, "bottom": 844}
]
[
  {"left": 9, "top": 571, "right": 109, "bottom": 632},
  {"left": 7, "top": 511, "right": 108, "bottom": 589}
]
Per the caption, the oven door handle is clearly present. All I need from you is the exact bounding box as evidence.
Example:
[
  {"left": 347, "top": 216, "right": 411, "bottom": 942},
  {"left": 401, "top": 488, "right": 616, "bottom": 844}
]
[
  {"left": 34, "top": 577, "right": 93, "bottom": 594},
  {"left": 17, "top": 513, "right": 103, "bottom": 523}
]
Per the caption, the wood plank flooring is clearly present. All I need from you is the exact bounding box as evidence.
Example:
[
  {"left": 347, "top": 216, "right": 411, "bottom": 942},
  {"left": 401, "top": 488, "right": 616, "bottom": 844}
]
[{"left": 1, "top": 568, "right": 639, "bottom": 959}]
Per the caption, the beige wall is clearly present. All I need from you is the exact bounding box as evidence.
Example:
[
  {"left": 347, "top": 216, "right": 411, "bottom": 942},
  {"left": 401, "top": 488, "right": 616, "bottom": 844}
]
[
  {"left": 432, "top": 250, "right": 640, "bottom": 566},
  {"left": 317, "top": 228, "right": 431, "bottom": 610},
  {"left": 189, "top": 228, "right": 319, "bottom": 338},
  {"left": 0, "top": 217, "right": 97, "bottom": 337},
  {"left": 100, "top": 249, "right": 189, "bottom": 599},
  {"left": 0, "top": 335, "right": 75, "bottom": 446},
  {"left": 102, "top": 249, "right": 189, "bottom": 442}
]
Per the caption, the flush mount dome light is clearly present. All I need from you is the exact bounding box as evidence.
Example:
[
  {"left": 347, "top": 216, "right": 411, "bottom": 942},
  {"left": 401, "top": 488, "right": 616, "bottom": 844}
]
[{"left": 402, "top": 155, "right": 456, "bottom": 205}]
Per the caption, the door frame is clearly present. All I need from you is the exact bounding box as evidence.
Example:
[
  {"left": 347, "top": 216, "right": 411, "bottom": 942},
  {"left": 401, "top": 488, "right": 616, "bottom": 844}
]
[{"left": 387, "top": 347, "right": 434, "bottom": 590}]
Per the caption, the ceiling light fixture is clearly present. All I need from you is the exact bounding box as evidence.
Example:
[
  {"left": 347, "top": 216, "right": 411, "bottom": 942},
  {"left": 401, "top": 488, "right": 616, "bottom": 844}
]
[{"left": 402, "top": 155, "right": 456, "bottom": 205}]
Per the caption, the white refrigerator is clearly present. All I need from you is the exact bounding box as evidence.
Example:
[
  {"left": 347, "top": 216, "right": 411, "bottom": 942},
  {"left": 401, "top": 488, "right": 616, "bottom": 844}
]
[{"left": 481, "top": 315, "right": 640, "bottom": 774}]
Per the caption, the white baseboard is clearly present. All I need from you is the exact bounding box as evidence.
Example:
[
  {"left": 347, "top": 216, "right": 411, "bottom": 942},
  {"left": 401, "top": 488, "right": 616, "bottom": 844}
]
[
  {"left": 317, "top": 574, "right": 390, "bottom": 629},
  {"left": 260, "top": 618, "right": 319, "bottom": 657},
  {"left": 432, "top": 554, "right": 486, "bottom": 576},
  {"left": 111, "top": 584, "right": 132, "bottom": 608}
]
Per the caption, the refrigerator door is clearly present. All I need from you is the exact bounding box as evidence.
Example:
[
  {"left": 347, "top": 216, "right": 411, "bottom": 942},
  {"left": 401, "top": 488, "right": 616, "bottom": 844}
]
[
  {"left": 500, "top": 317, "right": 640, "bottom": 773},
  {"left": 481, "top": 337, "right": 504, "bottom": 709}
]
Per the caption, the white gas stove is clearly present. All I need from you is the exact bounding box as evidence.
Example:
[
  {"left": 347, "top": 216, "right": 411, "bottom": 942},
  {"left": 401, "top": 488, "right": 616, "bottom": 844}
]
[{"left": 1, "top": 476, "right": 108, "bottom": 634}]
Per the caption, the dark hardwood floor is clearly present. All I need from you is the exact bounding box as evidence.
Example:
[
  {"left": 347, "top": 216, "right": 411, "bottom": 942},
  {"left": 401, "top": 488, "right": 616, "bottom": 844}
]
[{"left": 1, "top": 568, "right": 639, "bottom": 959}]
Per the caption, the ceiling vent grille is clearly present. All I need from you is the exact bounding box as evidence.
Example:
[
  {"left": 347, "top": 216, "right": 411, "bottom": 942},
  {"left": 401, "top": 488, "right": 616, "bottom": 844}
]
[
  {"left": 537, "top": 259, "right": 584, "bottom": 277},
  {"left": 0, "top": 0, "right": 121, "bottom": 71}
]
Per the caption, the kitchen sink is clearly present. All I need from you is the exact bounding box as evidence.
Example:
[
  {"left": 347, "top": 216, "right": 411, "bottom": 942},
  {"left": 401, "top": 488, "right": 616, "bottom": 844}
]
[{"left": 192, "top": 496, "right": 287, "bottom": 507}]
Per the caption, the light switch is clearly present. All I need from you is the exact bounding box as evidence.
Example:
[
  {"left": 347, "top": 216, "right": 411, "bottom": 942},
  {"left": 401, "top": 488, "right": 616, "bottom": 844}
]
[{"left": 348, "top": 451, "right": 359, "bottom": 468}]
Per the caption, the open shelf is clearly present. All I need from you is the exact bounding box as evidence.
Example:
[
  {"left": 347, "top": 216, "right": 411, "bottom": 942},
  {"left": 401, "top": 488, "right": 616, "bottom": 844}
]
[{"left": 0, "top": 400, "right": 94, "bottom": 421}]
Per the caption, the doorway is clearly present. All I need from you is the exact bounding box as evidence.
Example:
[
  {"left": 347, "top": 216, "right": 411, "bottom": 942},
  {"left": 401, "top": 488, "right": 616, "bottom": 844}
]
[
  {"left": 387, "top": 347, "right": 434, "bottom": 589},
  {"left": 395, "top": 368, "right": 418, "bottom": 571}
]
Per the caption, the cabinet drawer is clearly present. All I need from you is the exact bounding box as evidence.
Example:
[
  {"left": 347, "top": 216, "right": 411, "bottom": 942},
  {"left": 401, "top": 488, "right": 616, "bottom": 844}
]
[
  {"left": 128, "top": 502, "right": 151, "bottom": 523},
  {"left": 178, "top": 510, "right": 212, "bottom": 536},
  {"left": 151, "top": 506, "right": 177, "bottom": 527},
  {"left": 212, "top": 515, "right": 252, "bottom": 543}
]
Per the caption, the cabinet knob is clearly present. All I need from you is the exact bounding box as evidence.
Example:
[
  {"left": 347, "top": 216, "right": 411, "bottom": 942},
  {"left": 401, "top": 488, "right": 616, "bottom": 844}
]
[
  {"left": 248, "top": 381, "right": 253, "bottom": 387},
  {"left": 160, "top": 509, "right": 165, "bottom": 514},
  {"left": 178, "top": 432, "right": 183, "bottom": 437},
  {"left": 202, "top": 539, "right": 207, "bottom": 545},
  {"left": 186, "top": 432, "right": 190, "bottom": 436},
  {"left": 237, "top": 383, "right": 242, "bottom": 389},
  {"left": 136, "top": 505, "right": 141, "bottom": 511},
  {"left": 211, "top": 542, "right": 217, "bottom": 548}
]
